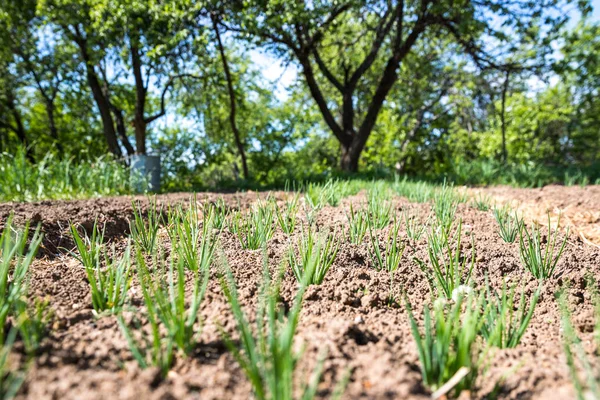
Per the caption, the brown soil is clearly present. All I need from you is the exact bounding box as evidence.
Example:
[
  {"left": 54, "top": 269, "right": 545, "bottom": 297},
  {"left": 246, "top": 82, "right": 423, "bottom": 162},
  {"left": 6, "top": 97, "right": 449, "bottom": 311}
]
[
  {"left": 473, "top": 185, "right": 600, "bottom": 247},
  {"left": 1, "top": 186, "right": 599, "bottom": 400}
]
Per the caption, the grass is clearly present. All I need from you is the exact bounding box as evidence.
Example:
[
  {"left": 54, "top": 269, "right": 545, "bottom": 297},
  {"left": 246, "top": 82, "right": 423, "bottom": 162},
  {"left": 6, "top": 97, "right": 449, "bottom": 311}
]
[
  {"left": 274, "top": 192, "right": 299, "bottom": 234},
  {"left": 205, "top": 197, "right": 229, "bottom": 230},
  {"left": 368, "top": 215, "right": 405, "bottom": 273},
  {"left": 346, "top": 203, "right": 368, "bottom": 244},
  {"left": 557, "top": 282, "right": 600, "bottom": 400},
  {"left": 480, "top": 278, "right": 541, "bottom": 348},
  {"left": 129, "top": 198, "right": 161, "bottom": 254},
  {"left": 492, "top": 205, "right": 522, "bottom": 243},
  {"left": 393, "top": 176, "right": 437, "bottom": 203},
  {"left": 416, "top": 220, "right": 475, "bottom": 299},
  {"left": 119, "top": 236, "right": 212, "bottom": 375},
  {"left": 70, "top": 221, "right": 132, "bottom": 315},
  {"left": 433, "top": 182, "right": 459, "bottom": 235},
  {"left": 218, "top": 251, "right": 347, "bottom": 400},
  {"left": 229, "top": 200, "right": 275, "bottom": 249},
  {"left": 368, "top": 216, "right": 405, "bottom": 304},
  {"left": 404, "top": 209, "right": 429, "bottom": 241},
  {"left": 518, "top": 214, "right": 569, "bottom": 280},
  {"left": 0, "top": 147, "right": 134, "bottom": 202},
  {"left": 167, "top": 197, "right": 218, "bottom": 272},
  {"left": 0, "top": 215, "right": 44, "bottom": 344},
  {"left": 407, "top": 293, "right": 488, "bottom": 398},
  {"left": 0, "top": 216, "right": 49, "bottom": 397},
  {"left": 471, "top": 193, "right": 492, "bottom": 211},
  {"left": 0, "top": 329, "right": 27, "bottom": 399},
  {"left": 288, "top": 227, "right": 340, "bottom": 285},
  {"left": 367, "top": 188, "right": 393, "bottom": 229}
]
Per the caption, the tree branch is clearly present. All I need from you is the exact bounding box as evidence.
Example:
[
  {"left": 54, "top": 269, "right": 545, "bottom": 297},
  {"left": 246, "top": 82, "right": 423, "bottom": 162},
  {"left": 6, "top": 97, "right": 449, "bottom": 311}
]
[{"left": 144, "top": 73, "right": 204, "bottom": 125}]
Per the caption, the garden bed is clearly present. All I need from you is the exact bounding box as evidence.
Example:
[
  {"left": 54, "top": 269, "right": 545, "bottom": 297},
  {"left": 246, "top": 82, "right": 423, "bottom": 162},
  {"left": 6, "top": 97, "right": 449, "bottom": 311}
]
[{"left": 1, "top": 184, "right": 598, "bottom": 399}]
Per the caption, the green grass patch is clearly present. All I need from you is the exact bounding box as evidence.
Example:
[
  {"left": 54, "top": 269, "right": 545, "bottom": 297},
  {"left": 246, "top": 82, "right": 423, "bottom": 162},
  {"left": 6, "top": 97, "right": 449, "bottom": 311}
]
[
  {"left": 288, "top": 227, "right": 340, "bottom": 285},
  {"left": 518, "top": 214, "right": 569, "bottom": 280}
]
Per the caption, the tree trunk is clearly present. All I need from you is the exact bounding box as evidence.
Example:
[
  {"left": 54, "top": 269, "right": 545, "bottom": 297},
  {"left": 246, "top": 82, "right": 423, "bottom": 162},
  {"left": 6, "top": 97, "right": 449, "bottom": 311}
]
[
  {"left": 340, "top": 142, "right": 361, "bottom": 173},
  {"left": 74, "top": 35, "right": 122, "bottom": 158},
  {"left": 130, "top": 43, "right": 147, "bottom": 155},
  {"left": 109, "top": 103, "right": 135, "bottom": 155},
  {"left": 45, "top": 101, "right": 63, "bottom": 153},
  {"left": 500, "top": 70, "right": 510, "bottom": 164},
  {"left": 6, "top": 91, "right": 35, "bottom": 162},
  {"left": 213, "top": 16, "right": 249, "bottom": 180}
]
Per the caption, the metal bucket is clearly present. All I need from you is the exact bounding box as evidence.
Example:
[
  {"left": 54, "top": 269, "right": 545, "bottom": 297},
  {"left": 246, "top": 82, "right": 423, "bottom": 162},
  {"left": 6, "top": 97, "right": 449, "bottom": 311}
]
[{"left": 130, "top": 154, "right": 161, "bottom": 193}]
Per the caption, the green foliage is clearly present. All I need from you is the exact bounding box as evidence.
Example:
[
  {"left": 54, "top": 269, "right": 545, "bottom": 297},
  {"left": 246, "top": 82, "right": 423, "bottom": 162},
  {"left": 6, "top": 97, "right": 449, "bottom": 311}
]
[
  {"left": 288, "top": 227, "right": 340, "bottom": 285},
  {"left": 407, "top": 293, "right": 488, "bottom": 398},
  {"left": 433, "top": 182, "right": 459, "bottom": 235},
  {"left": 557, "top": 282, "right": 600, "bottom": 400},
  {"left": 229, "top": 201, "right": 275, "bottom": 250},
  {"left": 518, "top": 215, "right": 569, "bottom": 280},
  {"left": 0, "top": 215, "right": 44, "bottom": 344},
  {"left": 0, "top": 329, "right": 27, "bottom": 400},
  {"left": 393, "top": 177, "right": 437, "bottom": 203},
  {"left": 0, "top": 216, "right": 48, "bottom": 397},
  {"left": 404, "top": 209, "right": 428, "bottom": 241},
  {"left": 480, "top": 279, "right": 541, "bottom": 348},
  {"left": 219, "top": 253, "right": 345, "bottom": 400},
  {"left": 119, "top": 240, "right": 212, "bottom": 376},
  {"left": 493, "top": 206, "right": 523, "bottom": 243},
  {"left": 0, "top": 149, "right": 133, "bottom": 202},
  {"left": 274, "top": 193, "right": 299, "bottom": 234},
  {"left": 204, "top": 198, "right": 229, "bottom": 230},
  {"left": 346, "top": 203, "right": 368, "bottom": 244},
  {"left": 416, "top": 221, "right": 475, "bottom": 299},
  {"left": 368, "top": 216, "right": 405, "bottom": 273},
  {"left": 305, "top": 179, "right": 348, "bottom": 210},
  {"left": 367, "top": 189, "right": 393, "bottom": 230},
  {"left": 129, "top": 198, "right": 161, "bottom": 254},
  {"left": 167, "top": 197, "right": 218, "bottom": 272},
  {"left": 69, "top": 222, "right": 132, "bottom": 315},
  {"left": 471, "top": 194, "right": 491, "bottom": 211}
]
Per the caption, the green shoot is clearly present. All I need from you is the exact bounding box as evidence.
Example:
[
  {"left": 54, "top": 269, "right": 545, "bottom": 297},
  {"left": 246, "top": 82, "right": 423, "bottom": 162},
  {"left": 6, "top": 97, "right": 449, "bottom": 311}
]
[
  {"left": 170, "top": 198, "right": 218, "bottom": 271},
  {"left": 129, "top": 198, "right": 160, "bottom": 254},
  {"left": 205, "top": 197, "right": 228, "bottom": 230},
  {"left": 518, "top": 214, "right": 569, "bottom": 280},
  {"left": 433, "top": 182, "right": 458, "bottom": 235},
  {"left": 407, "top": 293, "right": 488, "bottom": 398},
  {"left": 305, "top": 179, "right": 349, "bottom": 210},
  {"left": 218, "top": 251, "right": 343, "bottom": 400},
  {"left": 346, "top": 203, "right": 368, "bottom": 244},
  {"left": 70, "top": 222, "right": 132, "bottom": 315},
  {"left": 480, "top": 278, "right": 541, "bottom": 348},
  {"left": 368, "top": 216, "right": 405, "bottom": 273},
  {"left": 0, "top": 215, "right": 43, "bottom": 345},
  {"left": 274, "top": 192, "right": 299, "bottom": 234},
  {"left": 369, "top": 216, "right": 405, "bottom": 305},
  {"left": 119, "top": 239, "right": 211, "bottom": 376},
  {"left": 416, "top": 220, "right": 475, "bottom": 299},
  {"left": 367, "top": 190, "right": 392, "bottom": 229},
  {"left": 0, "top": 329, "right": 27, "bottom": 398},
  {"left": 471, "top": 193, "right": 492, "bottom": 211},
  {"left": 288, "top": 227, "right": 340, "bottom": 285},
  {"left": 393, "top": 176, "right": 436, "bottom": 203},
  {"left": 404, "top": 209, "right": 429, "bottom": 241},
  {"left": 230, "top": 201, "right": 275, "bottom": 249},
  {"left": 557, "top": 285, "right": 600, "bottom": 400},
  {"left": 492, "top": 205, "right": 522, "bottom": 243},
  {"left": 14, "top": 297, "right": 53, "bottom": 354}
]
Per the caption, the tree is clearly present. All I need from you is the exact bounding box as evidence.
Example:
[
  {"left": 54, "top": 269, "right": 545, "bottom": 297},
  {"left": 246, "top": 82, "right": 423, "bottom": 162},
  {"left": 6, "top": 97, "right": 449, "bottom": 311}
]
[
  {"left": 212, "top": 14, "right": 249, "bottom": 180},
  {"left": 224, "top": 0, "right": 582, "bottom": 172},
  {"left": 39, "top": 0, "right": 200, "bottom": 156}
]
